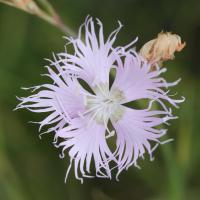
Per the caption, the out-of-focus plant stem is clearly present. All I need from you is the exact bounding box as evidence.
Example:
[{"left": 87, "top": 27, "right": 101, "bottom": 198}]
[
  {"left": 36, "top": 0, "right": 78, "bottom": 38},
  {"left": 0, "top": 0, "right": 78, "bottom": 38}
]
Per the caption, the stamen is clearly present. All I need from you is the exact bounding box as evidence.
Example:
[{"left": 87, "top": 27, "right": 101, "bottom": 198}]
[
  {"left": 79, "top": 91, "right": 104, "bottom": 99},
  {"left": 76, "top": 85, "right": 80, "bottom": 97},
  {"left": 105, "top": 130, "right": 115, "bottom": 139},
  {"left": 103, "top": 108, "right": 115, "bottom": 139},
  {"left": 83, "top": 94, "right": 87, "bottom": 106},
  {"left": 86, "top": 107, "right": 103, "bottom": 129},
  {"left": 78, "top": 111, "right": 85, "bottom": 119},
  {"left": 92, "top": 76, "right": 99, "bottom": 87},
  {"left": 83, "top": 104, "right": 101, "bottom": 115},
  {"left": 96, "top": 82, "right": 110, "bottom": 99},
  {"left": 79, "top": 84, "right": 124, "bottom": 133}
]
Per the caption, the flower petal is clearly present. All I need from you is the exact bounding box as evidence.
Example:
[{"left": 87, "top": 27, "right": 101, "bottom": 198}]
[
  {"left": 15, "top": 66, "right": 87, "bottom": 134},
  {"left": 55, "top": 115, "right": 114, "bottom": 181},
  {"left": 56, "top": 17, "right": 123, "bottom": 90},
  {"left": 112, "top": 50, "right": 185, "bottom": 108},
  {"left": 111, "top": 105, "right": 175, "bottom": 180}
]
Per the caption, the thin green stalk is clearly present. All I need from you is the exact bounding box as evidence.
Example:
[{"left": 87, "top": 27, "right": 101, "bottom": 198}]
[{"left": 35, "top": 0, "right": 78, "bottom": 38}]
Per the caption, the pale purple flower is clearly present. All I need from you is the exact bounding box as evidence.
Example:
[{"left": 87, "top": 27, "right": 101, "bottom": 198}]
[{"left": 15, "top": 16, "right": 184, "bottom": 183}]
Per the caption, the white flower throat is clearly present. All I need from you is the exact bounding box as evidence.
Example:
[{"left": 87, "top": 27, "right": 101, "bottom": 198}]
[{"left": 76, "top": 76, "right": 126, "bottom": 138}]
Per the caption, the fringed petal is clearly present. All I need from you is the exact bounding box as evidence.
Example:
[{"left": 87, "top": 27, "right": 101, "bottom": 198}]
[
  {"left": 55, "top": 115, "right": 113, "bottom": 182},
  {"left": 112, "top": 50, "right": 185, "bottom": 108},
  {"left": 111, "top": 105, "right": 175, "bottom": 180},
  {"left": 16, "top": 66, "right": 87, "bottom": 135}
]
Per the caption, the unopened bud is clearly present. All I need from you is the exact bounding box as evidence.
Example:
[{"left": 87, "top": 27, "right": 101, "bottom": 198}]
[{"left": 140, "top": 31, "right": 186, "bottom": 72}]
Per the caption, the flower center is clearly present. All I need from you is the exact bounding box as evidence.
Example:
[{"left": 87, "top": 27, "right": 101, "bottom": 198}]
[{"left": 76, "top": 76, "right": 126, "bottom": 138}]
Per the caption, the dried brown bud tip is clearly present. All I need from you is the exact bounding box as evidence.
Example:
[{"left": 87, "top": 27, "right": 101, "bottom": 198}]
[{"left": 140, "top": 31, "right": 186, "bottom": 72}]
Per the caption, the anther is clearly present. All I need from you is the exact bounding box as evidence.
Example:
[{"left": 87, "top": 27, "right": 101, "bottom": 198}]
[
  {"left": 78, "top": 111, "right": 85, "bottom": 119},
  {"left": 76, "top": 85, "right": 80, "bottom": 97},
  {"left": 106, "top": 130, "right": 115, "bottom": 139},
  {"left": 92, "top": 76, "right": 99, "bottom": 87},
  {"left": 84, "top": 94, "right": 87, "bottom": 106}
]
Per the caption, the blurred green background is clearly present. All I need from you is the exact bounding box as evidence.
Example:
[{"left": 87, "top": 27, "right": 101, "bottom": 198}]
[{"left": 0, "top": 0, "right": 200, "bottom": 200}]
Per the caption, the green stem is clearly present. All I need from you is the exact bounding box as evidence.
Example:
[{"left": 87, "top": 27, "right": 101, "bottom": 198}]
[
  {"left": 35, "top": 0, "right": 78, "bottom": 38},
  {"left": 36, "top": 0, "right": 56, "bottom": 16}
]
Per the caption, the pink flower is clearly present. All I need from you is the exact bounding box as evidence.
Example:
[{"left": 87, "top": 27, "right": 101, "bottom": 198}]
[{"left": 15, "top": 16, "right": 184, "bottom": 183}]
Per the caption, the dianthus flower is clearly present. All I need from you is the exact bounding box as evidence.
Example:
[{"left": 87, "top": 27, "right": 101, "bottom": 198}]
[{"left": 15, "top": 16, "right": 184, "bottom": 183}]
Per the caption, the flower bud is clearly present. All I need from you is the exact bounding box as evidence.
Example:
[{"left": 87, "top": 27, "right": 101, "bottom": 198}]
[{"left": 140, "top": 31, "right": 186, "bottom": 72}]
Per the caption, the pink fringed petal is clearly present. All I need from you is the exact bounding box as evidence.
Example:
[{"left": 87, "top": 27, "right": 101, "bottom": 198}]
[
  {"left": 112, "top": 50, "right": 185, "bottom": 108},
  {"left": 15, "top": 66, "right": 87, "bottom": 135},
  {"left": 55, "top": 115, "right": 113, "bottom": 182},
  {"left": 56, "top": 17, "right": 123, "bottom": 89},
  {"left": 111, "top": 104, "right": 175, "bottom": 180}
]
